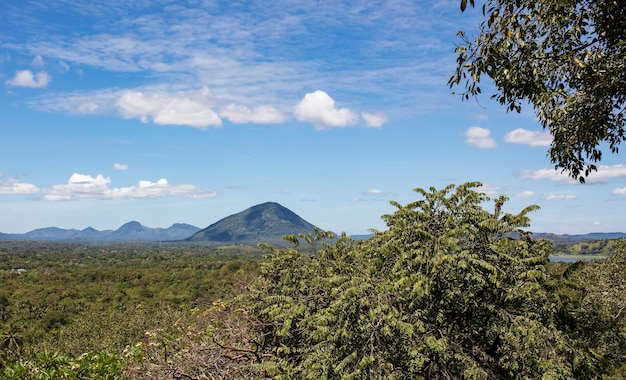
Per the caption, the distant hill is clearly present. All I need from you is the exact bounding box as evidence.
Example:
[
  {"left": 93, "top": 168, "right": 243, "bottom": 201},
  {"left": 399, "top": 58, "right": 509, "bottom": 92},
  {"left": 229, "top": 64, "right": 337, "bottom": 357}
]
[
  {"left": 0, "top": 222, "right": 200, "bottom": 242},
  {"left": 186, "top": 202, "right": 318, "bottom": 246},
  {"left": 533, "top": 232, "right": 626, "bottom": 246}
]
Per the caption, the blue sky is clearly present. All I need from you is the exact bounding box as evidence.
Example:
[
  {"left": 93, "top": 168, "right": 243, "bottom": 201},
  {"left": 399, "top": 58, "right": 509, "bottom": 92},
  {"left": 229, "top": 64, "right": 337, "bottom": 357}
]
[{"left": 1, "top": 0, "right": 625, "bottom": 235}]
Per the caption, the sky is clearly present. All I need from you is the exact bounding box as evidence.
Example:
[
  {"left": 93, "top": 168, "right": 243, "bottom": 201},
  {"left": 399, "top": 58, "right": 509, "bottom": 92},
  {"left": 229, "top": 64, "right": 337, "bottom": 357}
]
[{"left": 1, "top": 0, "right": 625, "bottom": 235}]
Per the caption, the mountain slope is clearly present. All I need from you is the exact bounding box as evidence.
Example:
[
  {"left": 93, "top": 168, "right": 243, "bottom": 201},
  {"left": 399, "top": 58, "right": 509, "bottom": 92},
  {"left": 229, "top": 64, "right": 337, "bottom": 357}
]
[
  {"left": 186, "top": 202, "right": 318, "bottom": 245},
  {"left": 2, "top": 223, "right": 200, "bottom": 242}
]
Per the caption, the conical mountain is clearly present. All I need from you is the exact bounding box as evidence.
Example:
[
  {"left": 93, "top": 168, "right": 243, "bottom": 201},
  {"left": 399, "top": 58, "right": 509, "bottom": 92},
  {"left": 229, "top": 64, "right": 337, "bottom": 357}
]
[{"left": 186, "top": 202, "right": 318, "bottom": 245}]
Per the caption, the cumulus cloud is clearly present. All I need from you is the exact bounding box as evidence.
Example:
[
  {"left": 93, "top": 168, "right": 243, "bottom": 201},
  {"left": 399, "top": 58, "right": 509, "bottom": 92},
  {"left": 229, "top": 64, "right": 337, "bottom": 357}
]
[
  {"left": 220, "top": 104, "right": 286, "bottom": 124},
  {"left": 520, "top": 164, "right": 626, "bottom": 184},
  {"left": 113, "top": 163, "right": 129, "bottom": 170},
  {"left": 504, "top": 128, "right": 551, "bottom": 147},
  {"left": 464, "top": 127, "right": 497, "bottom": 149},
  {"left": 44, "top": 173, "right": 111, "bottom": 201},
  {"left": 5, "top": 70, "right": 51, "bottom": 88},
  {"left": 116, "top": 87, "right": 222, "bottom": 128},
  {"left": 0, "top": 174, "right": 40, "bottom": 195},
  {"left": 361, "top": 112, "right": 388, "bottom": 128},
  {"left": 40, "top": 173, "right": 217, "bottom": 201},
  {"left": 294, "top": 90, "right": 358, "bottom": 130}
]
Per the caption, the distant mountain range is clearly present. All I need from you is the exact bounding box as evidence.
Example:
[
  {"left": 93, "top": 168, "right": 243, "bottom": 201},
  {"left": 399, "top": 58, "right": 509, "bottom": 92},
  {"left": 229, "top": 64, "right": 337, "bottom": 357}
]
[
  {"left": 0, "top": 202, "right": 319, "bottom": 245},
  {"left": 0, "top": 221, "right": 201, "bottom": 242},
  {"left": 0, "top": 202, "right": 624, "bottom": 245}
]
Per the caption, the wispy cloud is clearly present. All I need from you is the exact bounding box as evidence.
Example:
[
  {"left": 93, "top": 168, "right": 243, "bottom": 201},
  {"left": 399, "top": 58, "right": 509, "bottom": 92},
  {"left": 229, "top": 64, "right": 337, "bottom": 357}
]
[
  {"left": 0, "top": 174, "right": 40, "bottom": 195},
  {"left": 7, "top": 1, "right": 472, "bottom": 125},
  {"left": 361, "top": 112, "right": 388, "bottom": 128},
  {"left": 541, "top": 193, "right": 577, "bottom": 200},
  {"left": 515, "top": 190, "right": 536, "bottom": 198},
  {"left": 5, "top": 70, "right": 51, "bottom": 88},
  {"left": 113, "top": 163, "right": 129, "bottom": 170},
  {"left": 116, "top": 87, "right": 222, "bottom": 128},
  {"left": 32, "top": 55, "right": 45, "bottom": 67},
  {"left": 611, "top": 187, "right": 626, "bottom": 195},
  {"left": 504, "top": 128, "right": 551, "bottom": 147},
  {"left": 519, "top": 164, "right": 626, "bottom": 184},
  {"left": 354, "top": 188, "right": 396, "bottom": 201},
  {"left": 220, "top": 104, "right": 286, "bottom": 124},
  {"left": 464, "top": 127, "right": 497, "bottom": 149}
]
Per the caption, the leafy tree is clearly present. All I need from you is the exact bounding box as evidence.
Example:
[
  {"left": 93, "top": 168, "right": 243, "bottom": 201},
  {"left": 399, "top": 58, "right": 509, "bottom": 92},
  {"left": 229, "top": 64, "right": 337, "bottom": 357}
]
[
  {"left": 242, "top": 183, "right": 601, "bottom": 378},
  {"left": 0, "top": 351, "right": 123, "bottom": 379},
  {"left": 565, "top": 240, "right": 626, "bottom": 376},
  {"left": 1, "top": 325, "right": 24, "bottom": 363},
  {"left": 451, "top": 1, "right": 626, "bottom": 182}
]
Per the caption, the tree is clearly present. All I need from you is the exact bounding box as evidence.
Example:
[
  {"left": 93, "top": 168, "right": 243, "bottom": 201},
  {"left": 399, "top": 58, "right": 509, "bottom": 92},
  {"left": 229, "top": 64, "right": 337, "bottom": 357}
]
[
  {"left": 566, "top": 240, "right": 626, "bottom": 375},
  {"left": 451, "top": 1, "right": 626, "bottom": 182},
  {"left": 242, "top": 183, "right": 603, "bottom": 378}
]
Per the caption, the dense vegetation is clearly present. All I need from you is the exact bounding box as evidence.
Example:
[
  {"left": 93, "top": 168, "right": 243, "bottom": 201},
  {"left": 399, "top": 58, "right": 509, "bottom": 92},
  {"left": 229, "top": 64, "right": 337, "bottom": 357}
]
[
  {"left": 453, "top": 0, "right": 626, "bottom": 182},
  {"left": 1, "top": 183, "right": 624, "bottom": 379},
  {"left": 0, "top": 242, "right": 263, "bottom": 378}
]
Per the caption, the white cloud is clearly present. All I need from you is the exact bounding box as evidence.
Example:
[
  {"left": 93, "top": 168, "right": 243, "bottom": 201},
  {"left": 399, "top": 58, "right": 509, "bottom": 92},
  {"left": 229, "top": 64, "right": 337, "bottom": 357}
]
[
  {"left": 464, "top": 127, "right": 497, "bottom": 149},
  {"left": 5, "top": 70, "right": 51, "bottom": 88},
  {"left": 44, "top": 173, "right": 112, "bottom": 201},
  {"left": 294, "top": 90, "right": 358, "bottom": 130},
  {"left": 41, "top": 173, "right": 217, "bottom": 200},
  {"left": 542, "top": 194, "right": 577, "bottom": 200},
  {"left": 504, "top": 128, "right": 551, "bottom": 147},
  {"left": 361, "top": 112, "right": 387, "bottom": 128},
  {"left": 0, "top": 175, "right": 40, "bottom": 195},
  {"left": 116, "top": 87, "right": 222, "bottom": 129},
  {"left": 516, "top": 190, "right": 536, "bottom": 198},
  {"left": 588, "top": 164, "right": 626, "bottom": 183},
  {"left": 520, "top": 164, "right": 626, "bottom": 184},
  {"left": 357, "top": 188, "right": 395, "bottom": 198},
  {"left": 113, "top": 163, "right": 129, "bottom": 170},
  {"left": 611, "top": 187, "right": 626, "bottom": 195},
  {"left": 220, "top": 104, "right": 286, "bottom": 124},
  {"left": 518, "top": 168, "right": 572, "bottom": 182}
]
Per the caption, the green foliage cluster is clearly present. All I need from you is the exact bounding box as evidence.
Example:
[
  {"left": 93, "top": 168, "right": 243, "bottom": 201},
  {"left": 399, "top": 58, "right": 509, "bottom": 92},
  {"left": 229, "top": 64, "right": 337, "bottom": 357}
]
[
  {"left": 452, "top": 0, "right": 626, "bottom": 181},
  {"left": 241, "top": 183, "right": 575, "bottom": 378},
  {"left": 0, "top": 351, "right": 122, "bottom": 380}
]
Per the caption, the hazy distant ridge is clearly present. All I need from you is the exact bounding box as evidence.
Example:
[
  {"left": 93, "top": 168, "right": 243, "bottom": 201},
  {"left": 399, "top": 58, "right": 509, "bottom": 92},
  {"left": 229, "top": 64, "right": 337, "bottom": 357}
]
[{"left": 0, "top": 222, "right": 201, "bottom": 242}]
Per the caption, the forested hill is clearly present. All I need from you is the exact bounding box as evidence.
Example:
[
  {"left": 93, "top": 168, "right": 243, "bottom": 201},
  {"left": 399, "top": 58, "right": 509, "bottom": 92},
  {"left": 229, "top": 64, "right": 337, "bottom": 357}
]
[{"left": 185, "top": 202, "right": 319, "bottom": 246}]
